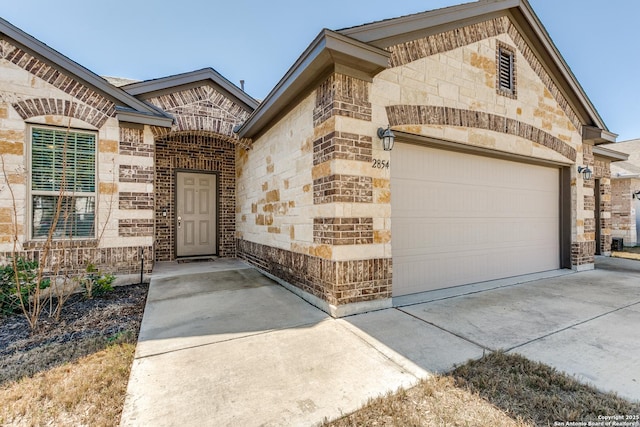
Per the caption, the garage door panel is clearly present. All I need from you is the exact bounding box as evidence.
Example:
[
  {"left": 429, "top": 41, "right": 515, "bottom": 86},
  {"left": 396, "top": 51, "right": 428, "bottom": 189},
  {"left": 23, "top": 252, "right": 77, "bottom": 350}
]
[
  {"left": 394, "top": 217, "right": 558, "bottom": 254},
  {"left": 391, "top": 143, "right": 560, "bottom": 297}
]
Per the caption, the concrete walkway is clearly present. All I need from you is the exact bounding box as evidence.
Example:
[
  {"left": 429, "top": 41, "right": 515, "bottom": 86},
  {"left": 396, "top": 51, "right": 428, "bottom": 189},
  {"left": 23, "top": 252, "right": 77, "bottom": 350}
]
[{"left": 121, "top": 257, "right": 640, "bottom": 426}]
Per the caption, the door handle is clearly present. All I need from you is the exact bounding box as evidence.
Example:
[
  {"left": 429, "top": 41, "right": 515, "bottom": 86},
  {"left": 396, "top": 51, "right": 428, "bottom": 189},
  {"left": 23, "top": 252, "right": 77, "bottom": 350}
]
[{"left": 177, "top": 216, "right": 182, "bottom": 228}]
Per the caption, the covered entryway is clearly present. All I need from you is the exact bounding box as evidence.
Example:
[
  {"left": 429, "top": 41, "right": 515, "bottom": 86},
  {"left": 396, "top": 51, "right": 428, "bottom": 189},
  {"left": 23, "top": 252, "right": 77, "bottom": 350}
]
[
  {"left": 176, "top": 172, "right": 217, "bottom": 257},
  {"left": 391, "top": 142, "right": 560, "bottom": 297}
]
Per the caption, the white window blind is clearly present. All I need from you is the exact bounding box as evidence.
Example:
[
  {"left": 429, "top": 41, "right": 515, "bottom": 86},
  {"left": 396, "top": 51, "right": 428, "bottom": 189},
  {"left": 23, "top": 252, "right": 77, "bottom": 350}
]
[{"left": 30, "top": 127, "right": 96, "bottom": 239}]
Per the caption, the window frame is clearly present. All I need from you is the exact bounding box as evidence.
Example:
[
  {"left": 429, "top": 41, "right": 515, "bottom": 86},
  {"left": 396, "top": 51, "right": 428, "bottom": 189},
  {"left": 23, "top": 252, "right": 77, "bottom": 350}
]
[
  {"left": 27, "top": 124, "right": 99, "bottom": 241},
  {"left": 496, "top": 41, "right": 517, "bottom": 99}
]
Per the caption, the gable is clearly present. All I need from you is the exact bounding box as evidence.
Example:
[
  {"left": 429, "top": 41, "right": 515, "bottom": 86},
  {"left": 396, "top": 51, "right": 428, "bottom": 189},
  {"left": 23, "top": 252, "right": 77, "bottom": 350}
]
[
  {"left": 0, "top": 38, "right": 115, "bottom": 128},
  {"left": 374, "top": 15, "right": 581, "bottom": 162},
  {"left": 145, "top": 84, "right": 253, "bottom": 139}
]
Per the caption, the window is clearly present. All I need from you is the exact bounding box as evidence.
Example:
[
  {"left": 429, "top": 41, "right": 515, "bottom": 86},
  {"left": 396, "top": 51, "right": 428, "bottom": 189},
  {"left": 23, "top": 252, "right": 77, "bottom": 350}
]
[
  {"left": 497, "top": 42, "right": 516, "bottom": 98},
  {"left": 30, "top": 126, "right": 96, "bottom": 239}
]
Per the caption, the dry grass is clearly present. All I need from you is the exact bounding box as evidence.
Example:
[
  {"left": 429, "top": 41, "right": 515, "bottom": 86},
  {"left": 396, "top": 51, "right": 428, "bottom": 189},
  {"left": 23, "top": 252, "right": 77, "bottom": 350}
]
[
  {"left": 453, "top": 352, "right": 640, "bottom": 426},
  {"left": 326, "top": 352, "right": 640, "bottom": 427},
  {"left": 0, "top": 341, "right": 136, "bottom": 427},
  {"left": 326, "top": 375, "right": 530, "bottom": 427}
]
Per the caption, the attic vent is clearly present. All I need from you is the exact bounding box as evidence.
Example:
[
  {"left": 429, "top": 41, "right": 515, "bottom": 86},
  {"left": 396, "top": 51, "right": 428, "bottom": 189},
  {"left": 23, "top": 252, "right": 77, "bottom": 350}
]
[{"left": 497, "top": 42, "right": 516, "bottom": 99}]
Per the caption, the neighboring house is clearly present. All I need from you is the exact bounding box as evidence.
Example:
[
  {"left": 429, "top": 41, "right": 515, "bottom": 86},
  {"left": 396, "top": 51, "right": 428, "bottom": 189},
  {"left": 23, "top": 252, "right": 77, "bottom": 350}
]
[
  {"left": 0, "top": 0, "right": 627, "bottom": 317},
  {"left": 601, "top": 139, "right": 640, "bottom": 247}
]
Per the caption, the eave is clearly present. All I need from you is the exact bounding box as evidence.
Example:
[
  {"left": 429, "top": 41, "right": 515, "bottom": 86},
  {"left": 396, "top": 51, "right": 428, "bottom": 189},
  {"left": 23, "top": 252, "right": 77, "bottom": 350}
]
[
  {"left": 593, "top": 146, "right": 628, "bottom": 162},
  {"left": 236, "top": 29, "right": 390, "bottom": 139}
]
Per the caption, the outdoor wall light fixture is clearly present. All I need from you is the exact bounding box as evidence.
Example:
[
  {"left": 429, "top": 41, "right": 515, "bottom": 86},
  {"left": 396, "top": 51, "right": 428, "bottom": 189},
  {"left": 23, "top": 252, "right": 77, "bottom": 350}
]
[
  {"left": 578, "top": 166, "right": 592, "bottom": 180},
  {"left": 633, "top": 191, "right": 640, "bottom": 200},
  {"left": 377, "top": 126, "right": 395, "bottom": 151}
]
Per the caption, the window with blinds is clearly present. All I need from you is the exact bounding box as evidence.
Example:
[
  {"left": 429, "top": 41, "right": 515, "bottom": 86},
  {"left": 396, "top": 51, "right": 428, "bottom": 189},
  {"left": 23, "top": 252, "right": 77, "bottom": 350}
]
[{"left": 30, "top": 127, "right": 96, "bottom": 239}]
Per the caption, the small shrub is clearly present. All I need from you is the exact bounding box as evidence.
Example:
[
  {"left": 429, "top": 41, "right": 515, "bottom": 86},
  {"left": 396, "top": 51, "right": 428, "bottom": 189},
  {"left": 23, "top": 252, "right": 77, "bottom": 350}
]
[
  {"left": 0, "top": 258, "right": 50, "bottom": 317},
  {"left": 80, "top": 263, "right": 115, "bottom": 299}
]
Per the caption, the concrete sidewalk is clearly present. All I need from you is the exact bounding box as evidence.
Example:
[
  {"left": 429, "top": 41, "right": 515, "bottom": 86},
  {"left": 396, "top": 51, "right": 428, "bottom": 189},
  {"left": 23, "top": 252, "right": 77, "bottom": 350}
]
[{"left": 121, "top": 257, "right": 640, "bottom": 426}]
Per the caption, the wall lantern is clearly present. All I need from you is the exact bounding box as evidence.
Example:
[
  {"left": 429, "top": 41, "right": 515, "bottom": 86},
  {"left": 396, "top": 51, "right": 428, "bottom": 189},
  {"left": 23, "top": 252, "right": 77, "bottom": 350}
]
[
  {"left": 633, "top": 191, "right": 640, "bottom": 200},
  {"left": 577, "top": 166, "right": 592, "bottom": 181},
  {"left": 377, "top": 126, "right": 395, "bottom": 151}
]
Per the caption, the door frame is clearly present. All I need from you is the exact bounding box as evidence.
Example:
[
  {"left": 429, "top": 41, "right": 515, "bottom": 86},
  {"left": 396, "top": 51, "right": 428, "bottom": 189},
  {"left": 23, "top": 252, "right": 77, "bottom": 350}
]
[{"left": 173, "top": 169, "right": 220, "bottom": 258}]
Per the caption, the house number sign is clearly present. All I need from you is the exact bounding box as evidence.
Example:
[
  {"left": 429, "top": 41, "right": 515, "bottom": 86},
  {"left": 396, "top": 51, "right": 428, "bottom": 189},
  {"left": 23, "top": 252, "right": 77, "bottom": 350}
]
[{"left": 372, "top": 159, "right": 390, "bottom": 169}]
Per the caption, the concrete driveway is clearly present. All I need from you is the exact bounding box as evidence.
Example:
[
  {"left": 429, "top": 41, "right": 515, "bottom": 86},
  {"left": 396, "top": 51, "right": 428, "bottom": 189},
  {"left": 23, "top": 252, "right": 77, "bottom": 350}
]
[{"left": 121, "top": 256, "right": 640, "bottom": 426}]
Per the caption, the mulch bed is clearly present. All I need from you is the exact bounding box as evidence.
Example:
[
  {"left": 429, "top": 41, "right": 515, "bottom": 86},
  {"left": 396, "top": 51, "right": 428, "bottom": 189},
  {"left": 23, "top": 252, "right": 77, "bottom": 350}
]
[{"left": 0, "top": 283, "right": 148, "bottom": 385}]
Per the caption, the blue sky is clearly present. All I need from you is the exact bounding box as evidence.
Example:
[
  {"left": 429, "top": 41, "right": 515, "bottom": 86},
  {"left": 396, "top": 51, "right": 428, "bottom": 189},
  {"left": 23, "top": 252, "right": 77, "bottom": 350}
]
[{"left": 2, "top": 1, "right": 639, "bottom": 141}]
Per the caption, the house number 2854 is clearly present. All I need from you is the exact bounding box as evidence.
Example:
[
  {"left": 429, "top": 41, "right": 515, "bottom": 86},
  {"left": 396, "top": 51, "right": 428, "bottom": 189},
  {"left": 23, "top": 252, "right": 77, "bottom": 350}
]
[{"left": 372, "top": 159, "right": 390, "bottom": 169}]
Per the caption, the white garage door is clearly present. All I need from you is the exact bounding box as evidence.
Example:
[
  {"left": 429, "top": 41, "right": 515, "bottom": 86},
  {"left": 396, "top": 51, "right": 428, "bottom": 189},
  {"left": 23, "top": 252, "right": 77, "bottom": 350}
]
[{"left": 391, "top": 143, "right": 560, "bottom": 297}]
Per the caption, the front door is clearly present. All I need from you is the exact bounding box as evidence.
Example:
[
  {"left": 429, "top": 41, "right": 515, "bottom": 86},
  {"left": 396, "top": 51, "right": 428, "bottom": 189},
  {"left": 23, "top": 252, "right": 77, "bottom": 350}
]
[{"left": 176, "top": 172, "right": 217, "bottom": 257}]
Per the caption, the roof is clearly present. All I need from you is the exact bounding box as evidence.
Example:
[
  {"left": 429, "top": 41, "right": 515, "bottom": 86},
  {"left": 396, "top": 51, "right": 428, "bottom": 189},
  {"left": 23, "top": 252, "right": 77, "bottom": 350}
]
[
  {"left": 0, "top": 17, "right": 173, "bottom": 128},
  {"left": 236, "top": 0, "right": 613, "bottom": 141},
  {"left": 121, "top": 68, "right": 259, "bottom": 112},
  {"left": 601, "top": 139, "right": 640, "bottom": 177}
]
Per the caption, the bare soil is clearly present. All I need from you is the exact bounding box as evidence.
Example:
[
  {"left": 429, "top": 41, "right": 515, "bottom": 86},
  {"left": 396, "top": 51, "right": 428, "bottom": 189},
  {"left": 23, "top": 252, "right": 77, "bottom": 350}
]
[{"left": 0, "top": 283, "right": 147, "bottom": 385}]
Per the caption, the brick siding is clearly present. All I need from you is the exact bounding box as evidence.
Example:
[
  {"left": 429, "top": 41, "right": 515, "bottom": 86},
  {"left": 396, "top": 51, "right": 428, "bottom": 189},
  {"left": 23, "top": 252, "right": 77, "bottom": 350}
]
[
  {"left": 154, "top": 133, "right": 236, "bottom": 261},
  {"left": 119, "top": 192, "right": 153, "bottom": 210},
  {"left": 313, "top": 131, "right": 373, "bottom": 166},
  {"left": 0, "top": 39, "right": 115, "bottom": 127},
  {"left": 1, "top": 243, "right": 152, "bottom": 276},
  {"left": 120, "top": 128, "right": 152, "bottom": 157},
  {"left": 313, "top": 74, "right": 372, "bottom": 126},
  {"left": 119, "top": 219, "right": 153, "bottom": 237},
  {"left": 313, "top": 217, "right": 374, "bottom": 245},
  {"left": 313, "top": 175, "right": 373, "bottom": 204},
  {"left": 119, "top": 165, "right": 153, "bottom": 184},
  {"left": 237, "top": 239, "right": 391, "bottom": 307},
  {"left": 386, "top": 105, "right": 577, "bottom": 161}
]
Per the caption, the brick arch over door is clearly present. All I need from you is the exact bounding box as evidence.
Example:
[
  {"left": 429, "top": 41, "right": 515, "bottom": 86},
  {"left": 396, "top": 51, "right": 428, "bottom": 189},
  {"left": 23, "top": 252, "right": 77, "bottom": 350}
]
[
  {"left": 154, "top": 132, "right": 237, "bottom": 261},
  {"left": 385, "top": 104, "right": 577, "bottom": 161},
  {"left": 12, "top": 98, "right": 112, "bottom": 128}
]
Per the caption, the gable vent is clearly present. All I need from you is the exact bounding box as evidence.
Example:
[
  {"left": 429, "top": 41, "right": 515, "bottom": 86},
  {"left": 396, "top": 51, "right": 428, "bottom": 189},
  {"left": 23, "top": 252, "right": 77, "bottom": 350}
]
[
  {"left": 498, "top": 48, "right": 513, "bottom": 91},
  {"left": 496, "top": 42, "right": 516, "bottom": 99}
]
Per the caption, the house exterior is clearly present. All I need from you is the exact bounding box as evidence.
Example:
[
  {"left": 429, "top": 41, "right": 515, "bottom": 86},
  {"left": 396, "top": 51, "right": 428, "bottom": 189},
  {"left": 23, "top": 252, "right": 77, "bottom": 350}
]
[
  {"left": 601, "top": 139, "right": 640, "bottom": 247},
  {"left": 0, "top": 0, "right": 626, "bottom": 317}
]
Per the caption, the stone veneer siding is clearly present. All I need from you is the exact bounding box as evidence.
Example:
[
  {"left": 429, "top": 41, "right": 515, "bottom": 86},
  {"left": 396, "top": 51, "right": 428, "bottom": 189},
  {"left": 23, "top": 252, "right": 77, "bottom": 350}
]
[
  {"left": 387, "top": 15, "right": 582, "bottom": 131},
  {"left": 155, "top": 133, "right": 236, "bottom": 261},
  {"left": 237, "top": 239, "right": 391, "bottom": 306}
]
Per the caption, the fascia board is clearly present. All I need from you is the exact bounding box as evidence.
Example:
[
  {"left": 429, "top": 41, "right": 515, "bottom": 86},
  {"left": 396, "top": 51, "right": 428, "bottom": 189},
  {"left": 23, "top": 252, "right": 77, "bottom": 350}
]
[
  {"left": 115, "top": 107, "right": 174, "bottom": 128},
  {"left": 123, "top": 68, "right": 259, "bottom": 110},
  {"left": 0, "top": 17, "right": 169, "bottom": 120},
  {"left": 237, "top": 30, "right": 389, "bottom": 139},
  {"left": 515, "top": 0, "right": 609, "bottom": 131},
  {"left": 593, "top": 146, "right": 629, "bottom": 162},
  {"left": 338, "top": 0, "right": 520, "bottom": 46}
]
